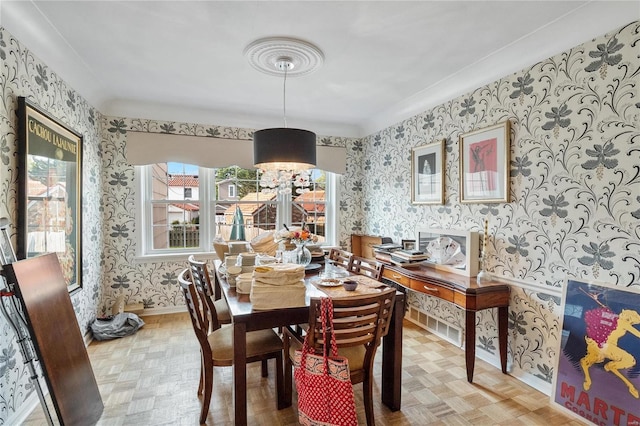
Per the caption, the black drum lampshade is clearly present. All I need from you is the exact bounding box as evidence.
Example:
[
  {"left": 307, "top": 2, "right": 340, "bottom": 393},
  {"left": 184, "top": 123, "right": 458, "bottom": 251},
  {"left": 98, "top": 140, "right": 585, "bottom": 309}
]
[{"left": 253, "top": 128, "right": 316, "bottom": 171}]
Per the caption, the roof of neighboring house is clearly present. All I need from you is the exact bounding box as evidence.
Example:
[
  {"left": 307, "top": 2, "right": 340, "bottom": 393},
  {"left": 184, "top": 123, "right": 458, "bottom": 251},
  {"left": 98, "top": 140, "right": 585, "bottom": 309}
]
[
  {"left": 224, "top": 192, "right": 277, "bottom": 217},
  {"left": 295, "top": 191, "right": 326, "bottom": 214},
  {"left": 168, "top": 174, "right": 199, "bottom": 187},
  {"left": 222, "top": 190, "right": 327, "bottom": 217},
  {"left": 170, "top": 202, "right": 200, "bottom": 212}
]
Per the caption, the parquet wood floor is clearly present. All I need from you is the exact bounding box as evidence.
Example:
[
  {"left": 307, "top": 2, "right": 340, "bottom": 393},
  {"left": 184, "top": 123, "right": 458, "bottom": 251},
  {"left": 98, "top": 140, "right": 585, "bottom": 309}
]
[{"left": 22, "top": 313, "right": 583, "bottom": 425}]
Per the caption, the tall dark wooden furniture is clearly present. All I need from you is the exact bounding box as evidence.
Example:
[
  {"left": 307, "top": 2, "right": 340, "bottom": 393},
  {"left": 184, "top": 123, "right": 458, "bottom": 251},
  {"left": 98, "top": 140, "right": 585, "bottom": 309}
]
[{"left": 4, "top": 253, "right": 103, "bottom": 425}]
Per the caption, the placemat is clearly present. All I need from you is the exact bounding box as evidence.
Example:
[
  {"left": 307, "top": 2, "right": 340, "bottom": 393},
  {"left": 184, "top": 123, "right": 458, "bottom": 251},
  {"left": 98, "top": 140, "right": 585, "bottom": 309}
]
[{"left": 312, "top": 275, "right": 388, "bottom": 298}]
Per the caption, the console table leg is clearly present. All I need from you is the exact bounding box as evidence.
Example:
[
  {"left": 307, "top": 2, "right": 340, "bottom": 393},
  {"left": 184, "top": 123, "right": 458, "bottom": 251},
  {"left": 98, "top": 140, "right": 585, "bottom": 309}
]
[
  {"left": 498, "top": 306, "right": 508, "bottom": 374},
  {"left": 465, "top": 310, "right": 476, "bottom": 382}
]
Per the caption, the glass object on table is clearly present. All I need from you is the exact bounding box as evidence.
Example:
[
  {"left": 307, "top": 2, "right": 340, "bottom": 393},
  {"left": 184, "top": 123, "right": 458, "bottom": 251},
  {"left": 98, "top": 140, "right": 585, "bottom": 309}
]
[
  {"left": 282, "top": 242, "right": 312, "bottom": 266},
  {"left": 477, "top": 219, "right": 492, "bottom": 284},
  {"left": 476, "top": 269, "right": 492, "bottom": 284},
  {"left": 321, "top": 256, "right": 350, "bottom": 279}
]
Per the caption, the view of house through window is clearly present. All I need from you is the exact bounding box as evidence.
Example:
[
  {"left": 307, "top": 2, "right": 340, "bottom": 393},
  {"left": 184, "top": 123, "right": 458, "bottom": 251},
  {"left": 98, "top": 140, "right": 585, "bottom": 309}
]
[
  {"left": 142, "top": 162, "right": 329, "bottom": 253},
  {"left": 150, "top": 163, "right": 200, "bottom": 250}
]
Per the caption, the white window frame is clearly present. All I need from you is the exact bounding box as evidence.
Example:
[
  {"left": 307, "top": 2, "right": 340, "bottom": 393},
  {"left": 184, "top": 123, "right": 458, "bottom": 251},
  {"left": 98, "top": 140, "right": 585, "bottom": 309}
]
[{"left": 135, "top": 166, "right": 339, "bottom": 262}]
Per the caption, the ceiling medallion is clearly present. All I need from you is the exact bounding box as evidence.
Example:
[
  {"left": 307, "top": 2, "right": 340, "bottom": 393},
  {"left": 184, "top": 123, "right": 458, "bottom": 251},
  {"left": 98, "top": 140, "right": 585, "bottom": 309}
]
[{"left": 243, "top": 37, "right": 324, "bottom": 77}]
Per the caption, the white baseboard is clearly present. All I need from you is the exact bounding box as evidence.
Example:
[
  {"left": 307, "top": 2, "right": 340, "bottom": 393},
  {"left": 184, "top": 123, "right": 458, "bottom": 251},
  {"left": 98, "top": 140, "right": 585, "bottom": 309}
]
[
  {"left": 10, "top": 306, "right": 188, "bottom": 425},
  {"left": 138, "top": 305, "right": 187, "bottom": 316},
  {"left": 405, "top": 303, "right": 553, "bottom": 395},
  {"left": 83, "top": 329, "right": 93, "bottom": 346},
  {"left": 474, "top": 347, "right": 552, "bottom": 396}
]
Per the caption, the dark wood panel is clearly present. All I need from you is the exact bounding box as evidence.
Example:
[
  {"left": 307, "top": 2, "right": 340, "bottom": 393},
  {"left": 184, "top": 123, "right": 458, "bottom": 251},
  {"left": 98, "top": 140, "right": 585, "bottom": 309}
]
[{"left": 5, "top": 253, "right": 103, "bottom": 425}]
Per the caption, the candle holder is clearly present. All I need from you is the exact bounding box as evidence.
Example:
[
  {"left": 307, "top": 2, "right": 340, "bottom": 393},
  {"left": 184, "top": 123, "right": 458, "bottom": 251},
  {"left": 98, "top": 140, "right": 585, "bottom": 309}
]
[
  {"left": 476, "top": 262, "right": 492, "bottom": 284},
  {"left": 477, "top": 219, "right": 492, "bottom": 285}
]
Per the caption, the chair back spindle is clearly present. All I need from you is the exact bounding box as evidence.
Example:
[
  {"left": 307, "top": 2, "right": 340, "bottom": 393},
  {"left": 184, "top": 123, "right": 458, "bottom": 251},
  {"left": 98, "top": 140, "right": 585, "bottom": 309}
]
[
  {"left": 348, "top": 255, "right": 383, "bottom": 280},
  {"left": 178, "top": 269, "right": 211, "bottom": 352},
  {"left": 327, "top": 248, "right": 353, "bottom": 269},
  {"left": 188, "top": 255, "right": 222, "bottom": 331},
  {"left": 284, "top": 287, "right": 396, "bottom": 426}
]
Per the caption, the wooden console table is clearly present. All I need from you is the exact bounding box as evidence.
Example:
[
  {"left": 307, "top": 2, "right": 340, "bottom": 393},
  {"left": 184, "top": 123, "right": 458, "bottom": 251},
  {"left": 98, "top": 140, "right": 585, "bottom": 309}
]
[{"left": 381, "top": 263, "right": 510, "bottom": 382}]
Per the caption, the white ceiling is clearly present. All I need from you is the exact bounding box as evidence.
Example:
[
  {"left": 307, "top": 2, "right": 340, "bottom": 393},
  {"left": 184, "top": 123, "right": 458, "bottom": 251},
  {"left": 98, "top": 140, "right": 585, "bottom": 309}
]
[{"left": 2, "top": 1, "right": 639, "bottom": 138}]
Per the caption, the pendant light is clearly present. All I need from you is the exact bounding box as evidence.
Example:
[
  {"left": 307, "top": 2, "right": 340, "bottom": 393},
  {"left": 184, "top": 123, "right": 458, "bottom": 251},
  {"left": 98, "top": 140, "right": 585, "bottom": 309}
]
[{"left": 245, "top": 37, "right": 323, "bottom": 194}]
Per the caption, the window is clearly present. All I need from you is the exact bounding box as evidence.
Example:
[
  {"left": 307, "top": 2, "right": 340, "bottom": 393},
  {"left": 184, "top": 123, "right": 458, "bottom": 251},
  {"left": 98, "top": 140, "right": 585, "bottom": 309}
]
[{"left": 136, "top": 163, "right": 338, "bottom": 258}]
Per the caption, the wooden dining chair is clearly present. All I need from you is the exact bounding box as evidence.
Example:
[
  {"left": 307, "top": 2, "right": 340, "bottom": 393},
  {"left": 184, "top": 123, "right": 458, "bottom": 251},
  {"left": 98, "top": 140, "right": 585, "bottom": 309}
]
[
  {"left": 348, "top": 255, "right": 383, "bottom": 280},
  {"left": 178, "top": 268, "right": 285, "bottom": 424},
  {"left": 282, "top": 288, "right": 396, "bottom": 426},
  {"left": 188, "top": 255, "right": 231, "bottom": 331},
  {"left": 326, "top": 248, "right": 353, "bottom": 269}
]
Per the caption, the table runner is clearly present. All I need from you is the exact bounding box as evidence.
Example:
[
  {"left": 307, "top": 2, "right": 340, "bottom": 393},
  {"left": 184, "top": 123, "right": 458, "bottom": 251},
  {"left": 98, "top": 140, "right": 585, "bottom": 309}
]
[{"left": 312, "top": 274, "right": 387, "bottom": 298}]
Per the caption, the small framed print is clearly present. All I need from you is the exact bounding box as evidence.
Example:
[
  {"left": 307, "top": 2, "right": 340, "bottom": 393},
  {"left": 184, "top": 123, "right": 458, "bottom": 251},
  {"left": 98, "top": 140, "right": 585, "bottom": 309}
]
[
  {"left": 401, "top": 240, "right": 416, "bottom": 250},
  {"left": 411, "top": 140, "right": 444, "bottom": 205},
  {"left": 459, "top": 120, "right": 510, "bottom": 203}
]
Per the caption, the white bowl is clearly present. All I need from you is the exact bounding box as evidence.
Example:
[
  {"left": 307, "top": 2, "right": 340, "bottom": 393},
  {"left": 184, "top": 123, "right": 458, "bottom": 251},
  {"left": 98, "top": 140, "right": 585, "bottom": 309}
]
[{"left": 227, "top": 265, "right": 242, "bottom": 275}]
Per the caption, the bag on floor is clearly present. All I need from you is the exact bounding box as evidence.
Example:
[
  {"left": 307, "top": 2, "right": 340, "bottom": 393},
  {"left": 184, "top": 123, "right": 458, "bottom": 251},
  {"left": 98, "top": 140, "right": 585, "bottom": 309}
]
[{"left": 91, "top": 312, "right": 144, "bottom": 340}]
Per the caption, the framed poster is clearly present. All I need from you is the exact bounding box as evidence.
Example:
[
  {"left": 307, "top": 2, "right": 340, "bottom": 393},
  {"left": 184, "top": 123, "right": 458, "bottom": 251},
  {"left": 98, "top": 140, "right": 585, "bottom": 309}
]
[
  {"left": 552, "top": 279, "right": 640, "bottom": 424},
  {"left": 411, "top": 140, "right": 444, "bottom": 204},
  {"left": 459, "top": 120, "right": 510, "bottom": 203},
  {"left": 17, "top": 97, "right": 83, "bottom": 292}
]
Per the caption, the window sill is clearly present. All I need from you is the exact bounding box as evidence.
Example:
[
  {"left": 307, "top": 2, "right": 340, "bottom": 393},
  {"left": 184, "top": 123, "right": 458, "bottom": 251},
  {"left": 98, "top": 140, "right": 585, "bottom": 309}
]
[{"left": 133, "top": 251, "right": 218, "bottom": 264}]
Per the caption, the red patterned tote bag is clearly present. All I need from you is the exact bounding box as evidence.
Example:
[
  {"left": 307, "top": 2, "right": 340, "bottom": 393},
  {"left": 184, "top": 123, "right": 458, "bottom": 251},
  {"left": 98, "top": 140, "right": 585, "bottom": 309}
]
[{"left": 293, "top": 297, "right": 358, "bottom": 426}]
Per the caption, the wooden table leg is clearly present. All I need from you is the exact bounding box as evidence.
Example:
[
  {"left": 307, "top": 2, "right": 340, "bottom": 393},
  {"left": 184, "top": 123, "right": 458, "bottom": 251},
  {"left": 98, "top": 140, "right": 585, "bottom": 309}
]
[
  {"left": 381, "top": 295, "right": 404, "bottom": 411},
  {"left": 233, "top": 322, "right": 247, "bottom": 426},
  {"left": 498, "top": 306, "right": 508, "bottom": 374},
  {"left": 465, "top": 310, "right": 476, "bottom": 382}
]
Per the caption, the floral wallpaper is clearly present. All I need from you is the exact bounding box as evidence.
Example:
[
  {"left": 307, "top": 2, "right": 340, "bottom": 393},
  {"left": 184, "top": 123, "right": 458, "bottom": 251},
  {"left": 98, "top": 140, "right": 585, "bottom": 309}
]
[
  {"left": 0, "top": 28, "right": 104, "bottom": 424},
  {"left": 0, "top": 24, "right": 362, "bottom": 425},
  {"left": 99, "top": 117, "right": 359, "bottom": 315},
  {"left": 359, "top": 20, "right": 640, "bottom": 391},
  {"left": 0, "top": 17, "right": 638, "bottom": 426}
]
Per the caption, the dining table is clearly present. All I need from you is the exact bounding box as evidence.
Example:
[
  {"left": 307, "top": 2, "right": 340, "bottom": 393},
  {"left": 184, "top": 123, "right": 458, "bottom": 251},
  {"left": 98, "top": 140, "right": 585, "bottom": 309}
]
[{"left": 215, "top": 260, "right": 405, "bottom": 426}]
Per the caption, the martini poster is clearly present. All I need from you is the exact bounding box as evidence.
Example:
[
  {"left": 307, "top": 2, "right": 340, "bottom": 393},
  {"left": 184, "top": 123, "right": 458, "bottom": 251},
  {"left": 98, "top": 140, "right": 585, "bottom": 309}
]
[{"left": 552, "top": 279, "right": 640, "bottom": 426}]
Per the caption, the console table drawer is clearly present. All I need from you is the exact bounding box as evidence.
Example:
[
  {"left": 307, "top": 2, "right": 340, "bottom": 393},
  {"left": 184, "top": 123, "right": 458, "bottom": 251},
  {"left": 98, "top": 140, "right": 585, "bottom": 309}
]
[
  {"left": 410, "top": 280, "right": 454, "bottom": 302},
  {"left": 382, "top": 268, "right": 411, "bottom": 287}
]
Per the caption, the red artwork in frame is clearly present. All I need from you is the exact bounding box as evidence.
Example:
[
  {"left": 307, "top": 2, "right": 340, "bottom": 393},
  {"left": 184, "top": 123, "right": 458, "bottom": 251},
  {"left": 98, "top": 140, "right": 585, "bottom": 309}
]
[{"left": 459, "top": 121, "right": 510, "bottom": 203}]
